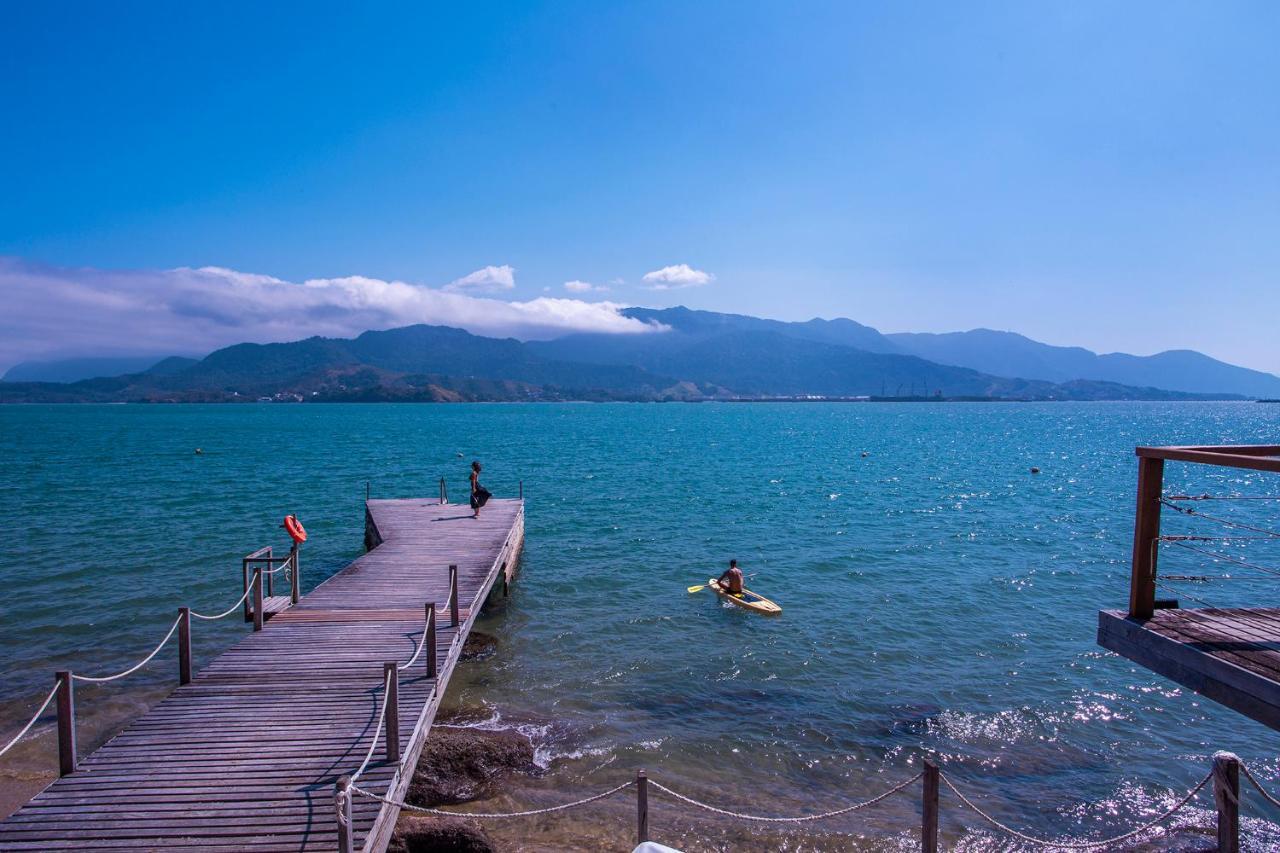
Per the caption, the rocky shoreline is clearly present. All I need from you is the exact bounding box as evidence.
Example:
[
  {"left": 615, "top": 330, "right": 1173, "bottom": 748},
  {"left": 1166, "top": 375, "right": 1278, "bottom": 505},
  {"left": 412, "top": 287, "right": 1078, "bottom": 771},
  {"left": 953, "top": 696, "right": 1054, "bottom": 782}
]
[{"left": 389, "top": 707, "right": 541, "bottom": 853}]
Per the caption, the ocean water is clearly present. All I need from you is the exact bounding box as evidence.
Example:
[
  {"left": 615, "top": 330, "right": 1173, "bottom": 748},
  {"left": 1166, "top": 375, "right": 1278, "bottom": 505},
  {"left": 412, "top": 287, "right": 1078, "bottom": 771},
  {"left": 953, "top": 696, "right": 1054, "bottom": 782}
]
[{"left": 2, "top": 401, "right": 1280, "bottom": 850}]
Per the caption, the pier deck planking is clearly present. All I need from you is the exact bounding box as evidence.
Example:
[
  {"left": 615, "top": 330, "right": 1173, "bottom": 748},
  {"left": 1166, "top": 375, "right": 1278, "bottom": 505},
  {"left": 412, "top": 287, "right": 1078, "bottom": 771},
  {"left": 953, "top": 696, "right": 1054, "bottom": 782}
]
[
  {"left": 1098, "top": 606, "right": 1280, "bottom": 731},
  {"left": 0, "top": 497, "right": 523, "bottom": 851}
]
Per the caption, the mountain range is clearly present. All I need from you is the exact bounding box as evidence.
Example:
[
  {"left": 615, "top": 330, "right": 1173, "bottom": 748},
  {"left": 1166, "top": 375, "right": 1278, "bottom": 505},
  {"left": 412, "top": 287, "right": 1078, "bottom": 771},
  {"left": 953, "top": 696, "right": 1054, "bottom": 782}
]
[{"left": 2, "top": 307, "right": 1275, "bottom": 403}]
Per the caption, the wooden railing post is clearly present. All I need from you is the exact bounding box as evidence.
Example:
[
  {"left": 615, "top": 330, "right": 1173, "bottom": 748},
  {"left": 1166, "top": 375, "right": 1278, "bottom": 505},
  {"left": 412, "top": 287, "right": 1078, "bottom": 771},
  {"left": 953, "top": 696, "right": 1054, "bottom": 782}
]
[
  {"left": 335, "top": 775, "right": 354, "bottom": 853},
  {"left": 252, "top": 567, "right": 264, "bottom": 631},
  {"left": 242, "top": 558, "right": 252, "bottom": 623},
  {"left": 55, "top": 671, "right": 76, "bottom": 776},
  {"left": 383, "top": 662, "right": 400, "bottom": 764},
  {"left": 449, "top": 565, "right": 459, "bottom": 627},
  {"left": 636, "top": 769, "right": 649, "bottom": 844},
  {"left": 290, "top": 543, "right": 300, "bottom": 605},
  {"left": 178, "top": 607, "right": 192, "bottom": 686},
  {"left": 425, "top": 603, "right": 437, "bottom": 678},
  {"left": 1214, "top": 751, "right": 1240, "bottom": 853},
  {"left": 922, "top": 760, "right": 939, "bottom": 853},
  {"left": 519, "top": 479, "right": 523, "bottom": 499},
  {"left": 440, "top": 476, "right": 447, "bottom": 505},
  {"left": 1129, "top": 454, "right": 1165, "bottom": 619}
]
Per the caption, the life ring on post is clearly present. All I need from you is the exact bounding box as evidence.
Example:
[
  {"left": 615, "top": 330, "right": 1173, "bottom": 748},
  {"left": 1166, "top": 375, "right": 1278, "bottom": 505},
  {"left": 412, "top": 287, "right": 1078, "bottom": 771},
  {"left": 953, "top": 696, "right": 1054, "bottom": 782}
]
[{"left": 283, "top": 514, "right": 307, "bottom": 543}]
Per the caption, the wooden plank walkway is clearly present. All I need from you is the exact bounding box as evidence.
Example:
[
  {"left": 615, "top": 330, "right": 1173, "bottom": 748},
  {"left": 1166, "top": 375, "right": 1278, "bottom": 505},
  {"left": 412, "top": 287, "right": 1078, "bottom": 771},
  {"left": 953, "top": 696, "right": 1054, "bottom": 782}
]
[
  {"left": 1099, "top": 606, "right": 1280, "bottom": 731},
  {"left": 0, "top": 497, "right": 524, "bottom": 852}
]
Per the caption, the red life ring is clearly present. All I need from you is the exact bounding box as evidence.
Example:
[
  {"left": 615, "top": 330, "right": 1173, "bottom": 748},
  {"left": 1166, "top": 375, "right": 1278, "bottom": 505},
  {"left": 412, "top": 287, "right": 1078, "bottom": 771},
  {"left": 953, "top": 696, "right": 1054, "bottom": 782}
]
[{"left": 284, "top": 515, "right": 307, "bottom": 543}]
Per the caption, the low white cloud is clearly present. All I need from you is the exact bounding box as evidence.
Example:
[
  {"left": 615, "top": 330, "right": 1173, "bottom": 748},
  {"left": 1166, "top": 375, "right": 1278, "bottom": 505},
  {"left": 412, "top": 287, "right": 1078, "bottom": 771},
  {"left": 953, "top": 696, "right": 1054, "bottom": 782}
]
[
  {"left": 443, "top": 264, "right": 515, "bottom": 292},
  {"left": 563, "top": 279, "right": 609, "bottom": 293},
  {"left": 0, "top": 257, "right": 664, "bottom": 371},
  {"left": 641, "top": 263, "right": 715, "bottom": 289}
]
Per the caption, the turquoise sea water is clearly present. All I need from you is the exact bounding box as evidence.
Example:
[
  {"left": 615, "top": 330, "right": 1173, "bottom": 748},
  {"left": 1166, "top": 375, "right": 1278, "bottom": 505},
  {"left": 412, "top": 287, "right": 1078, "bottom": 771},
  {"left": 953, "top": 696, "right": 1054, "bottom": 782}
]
[{"left": 2, "top": 402, "right": 1280, "bottom": 850}]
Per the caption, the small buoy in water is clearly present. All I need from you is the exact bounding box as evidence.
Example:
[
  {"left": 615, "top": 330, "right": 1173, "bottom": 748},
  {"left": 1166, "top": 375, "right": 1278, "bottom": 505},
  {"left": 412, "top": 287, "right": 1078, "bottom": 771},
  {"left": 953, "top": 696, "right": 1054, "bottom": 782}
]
[
  {"left": 861, "top": 452, "right": 869, "bottom": 458},
  {"left": 195, "top": 448, "right": 203, "bottom": 455},
  {"left": 1030, "top": 467, "right": 1040, "bottom": 474}
]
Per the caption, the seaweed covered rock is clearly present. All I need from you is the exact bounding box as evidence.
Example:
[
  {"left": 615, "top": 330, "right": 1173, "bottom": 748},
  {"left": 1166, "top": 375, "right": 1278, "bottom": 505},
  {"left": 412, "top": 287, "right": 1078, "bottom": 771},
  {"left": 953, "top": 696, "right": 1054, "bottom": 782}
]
[
  {"left": 390, "top": 816, "right": 497, "bottom": 853},
  {"left": 460, "top": 631, "right": 498, "bottom": 661},
  {"left": 407, "top": 726, "right": 537, "bottom": 806}
]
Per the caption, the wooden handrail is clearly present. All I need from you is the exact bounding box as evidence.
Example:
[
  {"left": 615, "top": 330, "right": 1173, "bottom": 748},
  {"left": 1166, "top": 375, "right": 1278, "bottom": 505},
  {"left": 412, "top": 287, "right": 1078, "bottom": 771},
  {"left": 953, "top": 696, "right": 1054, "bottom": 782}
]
[{"left": 1127, "top": 445, "right": 1279, "bottom": 618}]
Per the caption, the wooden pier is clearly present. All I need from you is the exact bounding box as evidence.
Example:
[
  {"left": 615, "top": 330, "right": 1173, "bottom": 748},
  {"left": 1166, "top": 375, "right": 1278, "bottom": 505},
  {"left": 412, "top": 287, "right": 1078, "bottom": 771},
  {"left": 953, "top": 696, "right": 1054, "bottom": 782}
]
[
  {"left": 0, "top": 496, "right": 524, "bottom": 851},
  {"left": 1099, "top": 445, "right": 1280, "bottom": 732}
]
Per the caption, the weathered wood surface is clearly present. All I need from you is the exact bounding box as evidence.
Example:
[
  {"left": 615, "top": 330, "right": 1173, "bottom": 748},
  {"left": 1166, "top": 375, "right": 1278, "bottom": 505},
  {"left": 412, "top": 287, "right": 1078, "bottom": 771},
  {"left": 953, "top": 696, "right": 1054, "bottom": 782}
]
[
  {"left": 1098, "top": 606, "right": 1280, "bottom": 731},
  {"left": 0, "top": 498, "right": 524, "bottom": 851}
]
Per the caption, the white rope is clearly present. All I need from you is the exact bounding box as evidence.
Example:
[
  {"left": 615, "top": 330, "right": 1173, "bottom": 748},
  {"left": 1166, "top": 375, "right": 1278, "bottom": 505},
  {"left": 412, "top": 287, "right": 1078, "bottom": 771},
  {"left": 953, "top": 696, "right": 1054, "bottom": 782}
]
[
  {"left": 351, "top": 779, "right": 635, "bottom": 817},
  {"left": 0, "top": 681, "right": 62, "bottom": 758},
  {"left": 397, "top": 622, "right": 429, "bottom": 672},
  {"left": 190, "top": 584, "right": 254, "bottom": 621},
  {"left": 72, "top": 614, "right": 183, "bottom": 683},
  {"left": 1240, "top": 763, "right": 1280, "bottom": 810},
  {"left": 648, "top": 773, "right": 921, "bottom": 823},
  {"left": 940, "top": 770, "right": 1212, "bottom": 849},
  {"left": 349, "top": 670, "right": 394, "bottom": 785}
]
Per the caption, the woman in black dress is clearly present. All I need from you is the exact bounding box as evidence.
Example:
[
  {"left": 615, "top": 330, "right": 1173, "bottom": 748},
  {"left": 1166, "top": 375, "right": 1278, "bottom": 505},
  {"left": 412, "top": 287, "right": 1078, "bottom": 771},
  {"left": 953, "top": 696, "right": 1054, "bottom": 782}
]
[{"left": 469, "top": 460, "right": 490, "bottom": 518}]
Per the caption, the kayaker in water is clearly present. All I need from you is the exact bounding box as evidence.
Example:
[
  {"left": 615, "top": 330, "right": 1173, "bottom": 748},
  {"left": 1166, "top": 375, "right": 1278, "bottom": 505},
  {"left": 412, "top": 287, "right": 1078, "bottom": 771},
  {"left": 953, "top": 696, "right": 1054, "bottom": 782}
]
[{"left": 717, "top": 559, "right": 744, "bottom": 594}]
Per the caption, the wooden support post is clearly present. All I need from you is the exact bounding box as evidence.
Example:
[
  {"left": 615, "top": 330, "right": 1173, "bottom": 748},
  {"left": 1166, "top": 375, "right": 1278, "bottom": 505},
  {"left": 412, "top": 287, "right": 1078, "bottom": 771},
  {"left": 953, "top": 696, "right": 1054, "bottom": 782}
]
[
  {"left": 252, "top": 567, "right": 264, "bottom": 631},
  {"left": 440, "top": 476, "right": 447, "bottom": 505},
  {"left": 335, "top": 776, "right": 354, "bottom": 853},
  {"left": 1214, "top": 751, "right": 1240, "bottom": 853},
  {"left": 55, "top": 671, "right": 76, "bottom": 776},
  {"left": 366, "top": 480, "right": 370, "bottom": 502},
  {"left": 519, "top": 479, "right": 523, "bottom": 499},
  {"left": 266, "top": 557, "right": 275, "bottom": 598},
  {"left": 636, "top": 769, "right": 649, "bottom": 844},
  {"left": 425, "top": 603, "right": 437, "bottom": 679},
  {"left": 290, "top": 543, "right": 300, "bottom": 605},
  {"left": 242, "top": 559, "right": 252, "bottom": 623},
  {"left": 449, "top": 564, "right": 459, "bottom": 627},
  {"left": 922, "top": 760, "right": 939, "bottom": 853},
  {"left": 1129, "top": 455, "right": 1164, "bottom": 619},
  {"left": 178, "top": 607, "right": 192, "bottom": 686},
  {"left": 384, "top": 663, "right": 400, "bottom": 764}
]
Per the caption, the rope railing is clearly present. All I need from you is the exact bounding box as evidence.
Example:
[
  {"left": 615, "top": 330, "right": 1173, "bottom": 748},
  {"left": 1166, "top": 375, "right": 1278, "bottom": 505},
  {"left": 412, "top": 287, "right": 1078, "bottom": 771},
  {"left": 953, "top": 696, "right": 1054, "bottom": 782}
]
[
  {"left": 190, "top": 584, "right": 254, "bottom": 621},
  {"left": 397, "top": 617, "right": 430, "bottom": 672},
  {"left": 1240, "top": 762, "right": 1280, "bottom": 810},
  {"left": 71, "top": 614, "right": 183, "bottom": 683},
  {"left": 0, "top": 531, "right": 300, "bottom": 775},
  {"left": 0, "top": 681, "right": 62, "bottom": 759},
  {"left": 351, "top": 779, "right": 637, "bottom": 818},
  {"left": 349, "top": 670, "right": 395, "bottom": 786},
  {"left": 648, "top": 773, "right": 922, "bottom": 822},
  {"left": 340, "top": 754, "right": 1274, "bottom": 850},
  {"left": 939, "top": 768, "right": 1211, "bottom": 849}
]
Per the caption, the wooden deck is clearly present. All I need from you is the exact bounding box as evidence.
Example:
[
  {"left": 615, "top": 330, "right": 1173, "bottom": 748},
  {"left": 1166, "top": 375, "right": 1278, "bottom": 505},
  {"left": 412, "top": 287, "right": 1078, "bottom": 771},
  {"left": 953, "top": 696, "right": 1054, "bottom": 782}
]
[
  {"left": 1098, "top": 607, "right": 1280, "bottom": 731},
  {"left": 0, "top": 497, "right": 524, "bottom": 852}
]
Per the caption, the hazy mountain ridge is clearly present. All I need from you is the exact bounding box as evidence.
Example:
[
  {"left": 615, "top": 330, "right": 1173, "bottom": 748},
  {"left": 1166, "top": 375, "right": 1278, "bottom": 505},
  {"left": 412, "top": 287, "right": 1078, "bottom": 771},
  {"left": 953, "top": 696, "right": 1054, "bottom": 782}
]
[
  {"left": 0, "top": 316, "right": 1244, "bottom": 404},
  {"left": 886, "top": 328, "right": 1280, "bottom": 397},
  {"left": 7, "top": 306, "right": 1273, "bottom": 398}
]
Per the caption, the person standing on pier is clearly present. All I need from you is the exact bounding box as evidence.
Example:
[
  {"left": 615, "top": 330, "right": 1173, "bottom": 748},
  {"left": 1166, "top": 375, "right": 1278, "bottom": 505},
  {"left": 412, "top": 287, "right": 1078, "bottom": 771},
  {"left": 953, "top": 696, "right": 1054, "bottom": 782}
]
[{"left": 470, "top": 460, "right": 491, "bottom": 518}]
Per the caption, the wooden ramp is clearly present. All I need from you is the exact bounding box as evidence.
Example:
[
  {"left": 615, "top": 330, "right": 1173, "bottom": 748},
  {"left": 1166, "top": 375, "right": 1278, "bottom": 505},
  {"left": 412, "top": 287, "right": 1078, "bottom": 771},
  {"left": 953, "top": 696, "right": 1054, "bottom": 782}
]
[{"left": 0, "top": 498, "right": 524, "bottom": 852}]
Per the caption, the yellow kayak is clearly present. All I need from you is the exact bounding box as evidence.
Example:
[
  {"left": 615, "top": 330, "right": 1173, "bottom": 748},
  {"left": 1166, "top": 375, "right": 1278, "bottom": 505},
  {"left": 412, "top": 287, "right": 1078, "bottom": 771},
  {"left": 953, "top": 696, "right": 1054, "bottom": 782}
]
[{"left": 708, "top": 578, "right": 782, "bottom": 615}]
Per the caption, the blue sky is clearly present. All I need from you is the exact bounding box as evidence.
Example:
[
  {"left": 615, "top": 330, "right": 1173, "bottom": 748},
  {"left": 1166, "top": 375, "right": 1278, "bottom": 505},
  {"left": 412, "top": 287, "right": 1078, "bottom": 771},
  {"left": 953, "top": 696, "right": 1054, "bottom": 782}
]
[{"left": 2, "top": 2, "right": 1278, "bottom": 371}]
